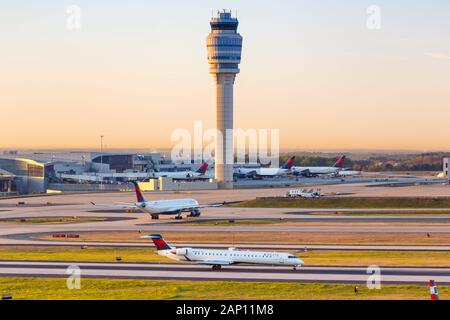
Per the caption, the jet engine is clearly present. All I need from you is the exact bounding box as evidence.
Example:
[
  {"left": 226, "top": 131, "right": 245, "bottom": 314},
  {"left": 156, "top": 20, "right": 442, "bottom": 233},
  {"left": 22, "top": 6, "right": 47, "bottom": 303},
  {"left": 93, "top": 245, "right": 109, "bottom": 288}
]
[
  {"left": 189, "top": 209, "right": 201, "bottom": 217},
  {"left": 175, "top": 248, "right": 190, "bottom": 255}
]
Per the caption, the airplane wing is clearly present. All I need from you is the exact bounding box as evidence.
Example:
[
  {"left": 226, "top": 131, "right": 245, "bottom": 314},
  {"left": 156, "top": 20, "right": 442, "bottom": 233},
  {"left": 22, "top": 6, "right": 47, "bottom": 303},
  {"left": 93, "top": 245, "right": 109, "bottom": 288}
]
[
  {"left": 196, "top": 260, "right": 234, "bottom": 265},
  {"left": 90, "top": 202, "right": 137, "bottom": 209},
  {"left": 236, "top": 169, "right": 257, "bottom": 176},
  {"left": 197, "top": 203, "right": 223, "bottom": 208},
  {"left": 164, "top": 207, "right": 184, "bottom": 213},
  {"left": 245, "top": 170, "right": 258, "bottom": 176},
  {"left": 166, "top": 203, "right": 223, "bottom": 213}
]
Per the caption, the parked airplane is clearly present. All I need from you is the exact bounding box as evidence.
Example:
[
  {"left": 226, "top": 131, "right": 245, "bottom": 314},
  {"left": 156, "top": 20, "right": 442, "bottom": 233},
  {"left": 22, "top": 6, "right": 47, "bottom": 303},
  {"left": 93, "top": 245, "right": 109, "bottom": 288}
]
[
  {"left": 337, "top": 166, "right": 364, "bottom": 177},
  {"left": 291, "top": 155, "right": 346, "bottom": 177},
  {"left": 151, "top": 162, "right": 211, "bottom": 180},
  {"left": 145, "top": 234, "right": 304, "bottom": 271},
  {"left": 91, "top": 181, "right": 219, "bottom": 219},
  {"left": 234, "top": 156, "right": 296, "bottom": 178}
]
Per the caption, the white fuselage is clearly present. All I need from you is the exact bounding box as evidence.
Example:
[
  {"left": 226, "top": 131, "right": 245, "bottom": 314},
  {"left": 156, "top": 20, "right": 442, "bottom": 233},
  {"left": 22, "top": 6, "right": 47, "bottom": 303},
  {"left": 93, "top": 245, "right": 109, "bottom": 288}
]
[
  {"left": 136, "top": 199, "right": 199, "bottom": 214},
  {"left": 337, "top": 170, "right": 362, "bottom": 176},
  {"left": 235, "top": 167, "right": 291, "bottom": 177},
  {"left": 158, "top": 247, "right": 304, "bottom": 267},
  {"left": 152, "top": 171, "right": 210, "bottom": 180},
  {"left": 291, "top": 166, "right": 340, "bottom": 176}
]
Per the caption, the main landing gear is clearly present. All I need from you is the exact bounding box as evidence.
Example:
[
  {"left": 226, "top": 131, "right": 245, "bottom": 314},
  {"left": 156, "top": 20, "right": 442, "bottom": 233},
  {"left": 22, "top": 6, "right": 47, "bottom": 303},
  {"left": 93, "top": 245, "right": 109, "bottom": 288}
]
[
  {"left": 293, "top": 266, "right": 298, "bottom": 271},
  {"left": 175, "top": 214, "right": 183, "bottom": 220},
  {"left": 212, "top": 265, "right": 222, "bottom": 271},
  {"left": 151, "top": 214, "right": 159, "bottom": 220}
]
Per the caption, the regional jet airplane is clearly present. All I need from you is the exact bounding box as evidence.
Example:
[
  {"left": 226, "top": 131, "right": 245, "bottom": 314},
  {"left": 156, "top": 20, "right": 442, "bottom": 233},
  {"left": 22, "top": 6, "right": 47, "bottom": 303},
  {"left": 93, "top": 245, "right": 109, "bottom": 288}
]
[
  {"left": 291, "top": 155, "right": 346, "bottom": 177},
  {"left": 91, "top": 181, "right": 219, "bottom": 219},
  {"left": 234, "top": 156, "right": 296, "bottom": 178},
  {"left": 145, "top": 234, "right": 304, "bottom": 271}
]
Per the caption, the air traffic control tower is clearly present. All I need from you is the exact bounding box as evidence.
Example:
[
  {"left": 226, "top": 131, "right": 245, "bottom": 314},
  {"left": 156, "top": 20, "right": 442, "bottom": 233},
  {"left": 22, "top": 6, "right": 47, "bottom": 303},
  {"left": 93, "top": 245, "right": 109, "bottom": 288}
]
[{"left": 207, "top": 10, "right": 243, "bottom": 189}]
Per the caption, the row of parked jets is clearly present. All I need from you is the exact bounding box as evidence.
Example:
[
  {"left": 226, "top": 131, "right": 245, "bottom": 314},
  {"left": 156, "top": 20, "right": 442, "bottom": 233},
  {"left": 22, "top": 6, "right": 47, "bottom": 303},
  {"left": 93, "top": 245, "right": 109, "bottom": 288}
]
[
  {"left": 93, "top": 155, "right": 363, "bottom": 220},
  {"left": 235, "top": 155, "right": 364, "bottom": 178},
  {"left": 157, "top": 155, "right": 364, "bottom": 180}
]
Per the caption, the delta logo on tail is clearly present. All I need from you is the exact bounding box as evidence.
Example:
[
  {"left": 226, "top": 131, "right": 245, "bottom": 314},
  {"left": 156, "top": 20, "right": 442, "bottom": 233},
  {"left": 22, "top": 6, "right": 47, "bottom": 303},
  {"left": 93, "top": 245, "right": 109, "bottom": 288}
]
[
  {"left": 131, "top": 181, "right": 145, "bottom": 202},
  {"left": 282, "top": 156, "right": 296, "bottom": 169},
  {"left": 196, "top": 162, "right": 209, "bottom": 175},
  {"left": 149, "top": 234, "right": 172, "bottom": 250},
  {"left": 333, "top": 155, "right": 346, "bottom": 168}
]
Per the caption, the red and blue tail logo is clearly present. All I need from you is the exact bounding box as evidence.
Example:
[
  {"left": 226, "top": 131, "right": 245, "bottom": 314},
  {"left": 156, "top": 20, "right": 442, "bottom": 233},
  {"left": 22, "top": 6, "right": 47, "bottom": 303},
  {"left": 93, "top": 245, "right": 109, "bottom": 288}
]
[
  {"left": 282, "top": 156, "right": 296, "bottom": 169},
  {"left": 131, "top": 181, "right": 145, "bottom": 202},
  {"left": 149, "top": 234, "right": 171, "bottom": 250},
  {"left": 333, "top": 155, "right": 346, "bottom": 168},
  {"left": 196, "top": 162, "right": 209, "bottom": 174}
]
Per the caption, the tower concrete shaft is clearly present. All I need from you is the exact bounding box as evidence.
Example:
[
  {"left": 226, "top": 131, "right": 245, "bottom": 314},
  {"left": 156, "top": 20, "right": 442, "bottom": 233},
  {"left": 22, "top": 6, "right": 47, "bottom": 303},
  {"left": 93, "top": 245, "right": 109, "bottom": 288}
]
[{"left": 206, "top": 10, "right": 242, "bottom": 189}]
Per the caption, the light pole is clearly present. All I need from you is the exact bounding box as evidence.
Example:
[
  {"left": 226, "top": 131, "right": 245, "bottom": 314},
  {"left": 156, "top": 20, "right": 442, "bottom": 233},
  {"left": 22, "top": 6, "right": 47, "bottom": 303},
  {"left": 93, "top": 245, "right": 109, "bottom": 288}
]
[{"left": 100, "top": 135, "right": 104, "bottom": 189}]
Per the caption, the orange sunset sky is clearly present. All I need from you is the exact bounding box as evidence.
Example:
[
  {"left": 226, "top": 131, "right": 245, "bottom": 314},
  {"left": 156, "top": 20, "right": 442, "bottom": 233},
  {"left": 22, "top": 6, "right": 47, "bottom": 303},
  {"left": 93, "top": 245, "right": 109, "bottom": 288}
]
[{"left": 1, "top": 1, "right": 450, "bottom": 151}]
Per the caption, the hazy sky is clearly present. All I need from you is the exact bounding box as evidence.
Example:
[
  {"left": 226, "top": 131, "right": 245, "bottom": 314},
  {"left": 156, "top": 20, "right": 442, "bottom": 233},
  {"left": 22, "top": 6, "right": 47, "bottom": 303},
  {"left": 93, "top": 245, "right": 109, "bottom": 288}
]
[{"left": 1, "top": 0, "right": 450, "bottom": 150}]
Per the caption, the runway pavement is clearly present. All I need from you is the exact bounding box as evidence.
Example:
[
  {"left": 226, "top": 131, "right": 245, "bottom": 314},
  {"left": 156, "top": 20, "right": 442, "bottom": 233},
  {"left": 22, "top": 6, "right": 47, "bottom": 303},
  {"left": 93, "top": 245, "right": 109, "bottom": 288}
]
[
  {"left": 2, "top": 223, "right": 450, "bottom": 248},
  {"left": 1, "top": 187, "right": 450, "bottom": 248},
  {"left": 0, "top": 260, "right": 448, "bottom": 284}
]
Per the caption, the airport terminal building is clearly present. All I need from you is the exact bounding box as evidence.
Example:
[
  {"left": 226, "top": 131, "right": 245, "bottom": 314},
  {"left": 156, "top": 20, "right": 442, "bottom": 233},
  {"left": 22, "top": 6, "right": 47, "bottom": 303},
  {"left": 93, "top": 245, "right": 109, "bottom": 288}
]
[
  {"left": 0, "top": 173, "right": 16, "bottom": 195},
  {"left": 0, "top": 151, "right": 202, "bottom": 194},
  {"left": 0, "top": 157, "right": 46, "bottom": 194}
]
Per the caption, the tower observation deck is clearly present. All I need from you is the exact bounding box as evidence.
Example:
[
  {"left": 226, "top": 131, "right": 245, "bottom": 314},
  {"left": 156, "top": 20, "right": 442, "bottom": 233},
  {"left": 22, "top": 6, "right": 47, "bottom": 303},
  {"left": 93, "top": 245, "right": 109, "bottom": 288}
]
[{"left": 206, "top": 10, "right": 243, "bottom": 189}]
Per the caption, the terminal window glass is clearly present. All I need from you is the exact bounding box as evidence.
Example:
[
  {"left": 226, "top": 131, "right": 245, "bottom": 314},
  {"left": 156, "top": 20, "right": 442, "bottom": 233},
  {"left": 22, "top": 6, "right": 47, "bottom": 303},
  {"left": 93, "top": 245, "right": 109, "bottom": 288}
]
[{"left": 27, "top": 164, "right": 44, "bottom": 177}]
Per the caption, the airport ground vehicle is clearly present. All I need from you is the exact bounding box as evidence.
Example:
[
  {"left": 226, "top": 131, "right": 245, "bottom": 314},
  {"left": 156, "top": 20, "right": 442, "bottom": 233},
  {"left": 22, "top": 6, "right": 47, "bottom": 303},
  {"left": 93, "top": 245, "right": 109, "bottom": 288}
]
[{"left": 286, "top": 189, "right": 322, "bottom": 198}]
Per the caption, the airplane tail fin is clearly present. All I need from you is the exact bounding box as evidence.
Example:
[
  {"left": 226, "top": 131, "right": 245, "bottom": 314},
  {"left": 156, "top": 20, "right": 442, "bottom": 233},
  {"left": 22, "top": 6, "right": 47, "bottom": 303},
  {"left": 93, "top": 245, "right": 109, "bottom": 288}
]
[
  {"left": 143, "top": 234, "right": 172, "bottom": 250},
  {"left": 333, "top": 155, "right": 346, "bottom": 168},
  {"left": 196, "top": 162, "right": 209, "bottom": 174},
  {"left": 131, "top": 181, "right": 145, "bottom": 202},
  {"left": 282, "top": 156, "right": 296, "bottom": 169}
]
